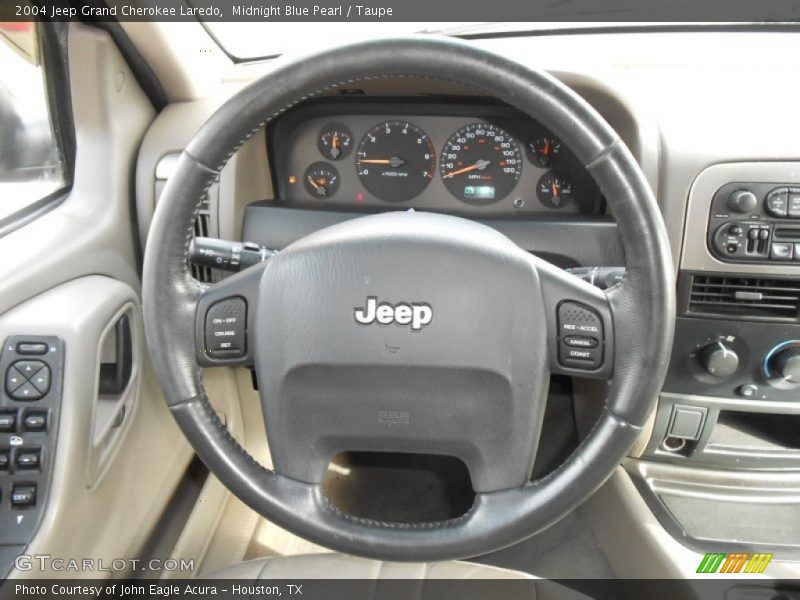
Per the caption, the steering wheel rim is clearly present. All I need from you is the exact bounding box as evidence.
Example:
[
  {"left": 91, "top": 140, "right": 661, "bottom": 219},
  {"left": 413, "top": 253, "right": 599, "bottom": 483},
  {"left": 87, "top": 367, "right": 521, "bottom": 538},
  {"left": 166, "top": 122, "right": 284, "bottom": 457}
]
[{"left": 142, "top": 36, "right": 675, "bottom": 561}]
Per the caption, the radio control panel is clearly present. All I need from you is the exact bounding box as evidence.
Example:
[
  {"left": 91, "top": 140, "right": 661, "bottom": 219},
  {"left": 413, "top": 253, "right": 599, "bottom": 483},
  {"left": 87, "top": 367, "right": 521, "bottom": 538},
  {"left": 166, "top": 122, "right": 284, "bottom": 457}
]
[{"left": 707, "top": 182, "right": 800, "bottom": 264}]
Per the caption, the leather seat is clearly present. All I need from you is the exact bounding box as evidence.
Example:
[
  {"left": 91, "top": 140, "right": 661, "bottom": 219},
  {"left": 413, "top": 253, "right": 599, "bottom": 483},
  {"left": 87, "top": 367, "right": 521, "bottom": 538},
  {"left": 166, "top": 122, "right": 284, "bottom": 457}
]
[{"left": 202, "top": 553, "right": 592, "bottom": 599}]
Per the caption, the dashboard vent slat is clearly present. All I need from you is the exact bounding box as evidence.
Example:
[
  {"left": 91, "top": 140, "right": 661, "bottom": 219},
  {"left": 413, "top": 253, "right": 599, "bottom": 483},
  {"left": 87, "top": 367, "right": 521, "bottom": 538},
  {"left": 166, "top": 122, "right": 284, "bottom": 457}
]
[{"left": 688, "top": 275, "right": 800, "bottom": 320}]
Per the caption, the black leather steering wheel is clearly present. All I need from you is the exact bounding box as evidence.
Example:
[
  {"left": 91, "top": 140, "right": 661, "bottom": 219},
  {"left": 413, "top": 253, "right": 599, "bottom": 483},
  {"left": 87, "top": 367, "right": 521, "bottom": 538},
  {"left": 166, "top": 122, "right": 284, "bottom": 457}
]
[{"left": 142, "top": 37, "right": 675, "bottom": 561}]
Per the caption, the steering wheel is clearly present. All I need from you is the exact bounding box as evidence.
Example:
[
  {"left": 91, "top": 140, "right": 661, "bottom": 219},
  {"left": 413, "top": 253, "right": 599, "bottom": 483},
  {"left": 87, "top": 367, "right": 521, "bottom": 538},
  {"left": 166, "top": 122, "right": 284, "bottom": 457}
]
[{"left": 142, "top": 37, "right": 674, "bottom": 561}]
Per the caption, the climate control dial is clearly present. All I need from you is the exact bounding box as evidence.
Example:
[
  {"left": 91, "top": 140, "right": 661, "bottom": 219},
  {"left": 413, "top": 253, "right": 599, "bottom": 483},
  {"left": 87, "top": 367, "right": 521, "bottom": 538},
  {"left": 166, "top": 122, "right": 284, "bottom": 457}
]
[
  {"left": 764, "top": 341, "right": 800, "bottom": 386},
  {"left": 698, "top": 341, "right": 740, "bottom": 378}
]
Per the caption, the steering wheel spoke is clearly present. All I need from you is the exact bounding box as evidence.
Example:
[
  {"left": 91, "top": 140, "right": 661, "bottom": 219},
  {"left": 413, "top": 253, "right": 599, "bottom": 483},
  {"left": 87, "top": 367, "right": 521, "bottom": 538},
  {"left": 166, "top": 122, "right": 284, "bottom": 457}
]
[
  {"left": 535, "top": 257, "right": 615, "bottom": 380},
  {"left": 194, "top": 264, "right": 265, "bottom": 367}
]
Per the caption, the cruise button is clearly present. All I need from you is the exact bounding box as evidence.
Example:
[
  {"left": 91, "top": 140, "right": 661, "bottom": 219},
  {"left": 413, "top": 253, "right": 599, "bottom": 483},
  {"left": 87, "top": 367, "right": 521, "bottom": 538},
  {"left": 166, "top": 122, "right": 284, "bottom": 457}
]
[{"left": 564, "top": 336, "right": 599, "bottom": 348}]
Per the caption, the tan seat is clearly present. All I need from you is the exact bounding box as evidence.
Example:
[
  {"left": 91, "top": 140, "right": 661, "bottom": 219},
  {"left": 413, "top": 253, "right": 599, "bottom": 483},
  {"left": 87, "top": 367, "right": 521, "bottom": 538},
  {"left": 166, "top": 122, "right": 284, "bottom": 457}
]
[{"left": 201, "top": 553, "right": 592, "bottom": 599}]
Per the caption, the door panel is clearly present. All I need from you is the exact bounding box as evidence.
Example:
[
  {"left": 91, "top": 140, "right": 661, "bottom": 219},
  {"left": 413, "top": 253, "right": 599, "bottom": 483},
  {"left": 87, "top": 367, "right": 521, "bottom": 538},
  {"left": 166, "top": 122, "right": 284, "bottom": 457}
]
[{"left": 0, "top": 23, "right": 191, "bottom": 577}]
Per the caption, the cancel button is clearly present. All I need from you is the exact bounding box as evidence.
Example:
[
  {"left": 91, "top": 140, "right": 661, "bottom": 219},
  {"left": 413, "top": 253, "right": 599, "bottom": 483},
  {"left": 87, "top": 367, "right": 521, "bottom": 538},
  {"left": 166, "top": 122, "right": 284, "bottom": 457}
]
[{"left": 564, "top": 336, "right": 599, "bottom": 349}]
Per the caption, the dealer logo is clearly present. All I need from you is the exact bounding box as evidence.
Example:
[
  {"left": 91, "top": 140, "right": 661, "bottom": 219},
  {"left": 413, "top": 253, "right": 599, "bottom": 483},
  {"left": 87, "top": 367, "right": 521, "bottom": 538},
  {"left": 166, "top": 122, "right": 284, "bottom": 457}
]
[{"left": 354, "top": 297, "right": 433, "bottom": 332}]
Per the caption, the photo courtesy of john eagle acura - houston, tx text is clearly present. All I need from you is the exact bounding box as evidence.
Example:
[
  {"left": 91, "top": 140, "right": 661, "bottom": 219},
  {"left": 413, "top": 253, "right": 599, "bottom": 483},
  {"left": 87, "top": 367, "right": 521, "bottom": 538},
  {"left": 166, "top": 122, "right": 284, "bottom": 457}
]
[{"left": 0, "top": 0, "right": 799, "bottom": 598}]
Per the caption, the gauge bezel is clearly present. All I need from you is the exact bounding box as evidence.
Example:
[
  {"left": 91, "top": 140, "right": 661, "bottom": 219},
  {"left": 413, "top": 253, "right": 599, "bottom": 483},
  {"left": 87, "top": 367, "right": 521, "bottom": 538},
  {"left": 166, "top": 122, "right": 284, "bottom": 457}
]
[
  {"left": 317, "top": 122, "right": 353, "bottom": 161},
  {"left": 355, "top": 120, "right": 436, "bottom": 203},
  {"left": 303, "top": 161, "right": 341, "bottom": 199},
  {"left": 439, "top": 122, "right": 523, "bottom": 205}
]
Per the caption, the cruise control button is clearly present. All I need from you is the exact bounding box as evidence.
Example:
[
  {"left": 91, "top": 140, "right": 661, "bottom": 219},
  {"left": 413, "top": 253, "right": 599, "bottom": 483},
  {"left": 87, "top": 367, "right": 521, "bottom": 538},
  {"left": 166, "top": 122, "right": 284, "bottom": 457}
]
[
  {"left": 205, "top": 298, "right": 247, "bottom": 358},
  {"left": 564, "top": 336, "right": 599, "bottom": 348},
  {"left": 771, "top": 242, "right": 793, "bottom": 260},
  {"left": 10, "top": 382, "right": 43, "bottom": 401},
  {"left": 16, "top": 342, "right": 48, "bottom": 355},
  {"left": 558, "top": 302, "right": 604, "bottom": 370},
  {"left": 765, "top": 187, "right": 789, "bottom": 218},
  {"left": 5, "top": 367, "right": 25, "bottom": 394},
  {"left": 10, "top": 485, "right": 36, "bottom": 507}
]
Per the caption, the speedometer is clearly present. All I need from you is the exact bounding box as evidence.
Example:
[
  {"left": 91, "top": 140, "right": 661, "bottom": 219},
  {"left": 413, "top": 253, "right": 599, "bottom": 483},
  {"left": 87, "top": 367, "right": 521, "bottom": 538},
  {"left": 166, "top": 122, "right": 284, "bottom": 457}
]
[{"left": 440, "top": 123, "right": 522, "bottom": 204}]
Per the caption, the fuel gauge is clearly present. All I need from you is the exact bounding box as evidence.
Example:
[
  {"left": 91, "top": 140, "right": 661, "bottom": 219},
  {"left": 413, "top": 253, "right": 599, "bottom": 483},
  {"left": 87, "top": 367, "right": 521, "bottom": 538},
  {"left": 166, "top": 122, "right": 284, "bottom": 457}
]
[
  {"left": 317, "top": 123, "right": 353, "bottom": 161},
  {"left": 528, "top": 135, "right": 561, "bottom": 167},
  {"left": 537, "top": 172, "right": 574, "bottom": 208},
  {"left": 304, "top": 162, "right": 340, "bottom": 199}
]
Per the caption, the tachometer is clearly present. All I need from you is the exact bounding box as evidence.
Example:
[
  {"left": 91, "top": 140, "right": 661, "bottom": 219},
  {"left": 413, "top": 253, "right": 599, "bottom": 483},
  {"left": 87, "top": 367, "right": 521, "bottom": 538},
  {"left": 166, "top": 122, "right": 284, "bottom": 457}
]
[
  {"left": 440, "top": 123, "right": 522, "bottom": 204},
  {"left": 356, "top": 121, "right": 436, "bottom": 203}
]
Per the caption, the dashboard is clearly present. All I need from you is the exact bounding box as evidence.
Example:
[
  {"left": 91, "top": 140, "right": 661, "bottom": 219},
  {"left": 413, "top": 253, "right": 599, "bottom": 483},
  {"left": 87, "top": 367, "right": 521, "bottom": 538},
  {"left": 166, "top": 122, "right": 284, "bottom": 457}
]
[{"left": 269, "top": 99, "right": 604, "bottom": 217}]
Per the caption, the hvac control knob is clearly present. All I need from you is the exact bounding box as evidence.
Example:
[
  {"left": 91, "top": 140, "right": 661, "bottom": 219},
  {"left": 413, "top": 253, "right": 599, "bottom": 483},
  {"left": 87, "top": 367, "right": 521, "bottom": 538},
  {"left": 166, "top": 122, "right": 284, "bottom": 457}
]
[
  {"left": 726, "top": 189, "right": 758, "bottom": 214},
  {"left": 698, "top": 341, "right": 740, "bottom": 378},
  {"left": 767, "top": 345, "right": 800, "bottom": 383}
]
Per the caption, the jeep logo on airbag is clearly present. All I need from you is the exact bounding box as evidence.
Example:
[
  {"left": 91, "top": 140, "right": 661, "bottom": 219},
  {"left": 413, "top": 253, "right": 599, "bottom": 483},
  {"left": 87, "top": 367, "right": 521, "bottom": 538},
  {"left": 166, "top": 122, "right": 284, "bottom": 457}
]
[{"left": 354, "top": 297, "right": 433, "bottom": 331}]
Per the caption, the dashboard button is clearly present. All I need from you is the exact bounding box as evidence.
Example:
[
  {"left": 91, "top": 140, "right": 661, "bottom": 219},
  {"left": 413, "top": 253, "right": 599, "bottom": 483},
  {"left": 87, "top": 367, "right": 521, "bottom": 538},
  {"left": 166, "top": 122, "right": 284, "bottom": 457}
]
[
  {"left": 789, "top": 188, "right": 800, "bottom": 218},
  {"left": 765, "top": 187, "right": 789, "bottom": 218},
  {"left": 771, "top": 242, "right": 793, "bottom": 260},
  {"left": 0, "top": 450, "right": 9, "bottom": 470}
]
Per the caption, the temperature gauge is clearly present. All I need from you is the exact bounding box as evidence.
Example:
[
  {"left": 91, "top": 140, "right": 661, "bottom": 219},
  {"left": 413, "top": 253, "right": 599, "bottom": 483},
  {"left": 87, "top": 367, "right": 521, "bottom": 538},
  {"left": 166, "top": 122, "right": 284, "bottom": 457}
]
[
  {"left": 317, "top": 123, "right": 353, "bottom": 161},
  {"left": 537, "top": 172, "right": 574, "bottom": 208},
  {"left": 528, "top": 135, "right": 561, "bottom": 167},
  {"left": 303, "top": 162, "right": 340, "bottom": 199}
]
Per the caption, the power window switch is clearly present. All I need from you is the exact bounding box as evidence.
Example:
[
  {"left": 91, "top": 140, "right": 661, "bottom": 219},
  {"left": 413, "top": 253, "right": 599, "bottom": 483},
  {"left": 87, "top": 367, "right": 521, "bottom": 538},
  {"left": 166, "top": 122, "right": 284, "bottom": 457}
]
[
  {"left": 15, "top": 448, "right": 40, "bottom": 470},
  {"left": 22, "top": 412, "right": 47, "bottom": 432},
  {"left": 0, "top": 412, "right": 15, "bottom": 432},
  {"left": 10, "top": 485, "right": 36, "bottom": 507},
  {"left": 667, "top": 405, "right": 707, "bottom": 441}
]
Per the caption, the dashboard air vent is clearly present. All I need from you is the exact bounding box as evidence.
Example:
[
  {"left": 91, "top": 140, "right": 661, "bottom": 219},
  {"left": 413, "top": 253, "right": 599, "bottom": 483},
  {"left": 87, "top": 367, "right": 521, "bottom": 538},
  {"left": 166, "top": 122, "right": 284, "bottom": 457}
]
[
  {"left": 190, "top": 212, "right": 215, "bottom": 283},
  {"left": 687, "top": 275, "right": 800, "bottom": 321}
]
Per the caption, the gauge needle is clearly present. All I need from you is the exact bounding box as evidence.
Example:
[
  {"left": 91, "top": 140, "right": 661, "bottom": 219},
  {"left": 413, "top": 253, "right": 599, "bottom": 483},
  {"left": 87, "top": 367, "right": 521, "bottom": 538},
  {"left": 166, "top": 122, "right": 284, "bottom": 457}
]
[
  {"left": 358, "top": 156, "right": 406, "bottom": 168},
  {"left": 542, "top": 140, "right": 550, "bottom": 155},
  {"left": 444, "top": 159, "right": 491, "bottom": 178},
  {"left": 330, "top": 133, "right": 340, "bottom": 159},
  {"left": 551, "top": 180, "right": 559, "bottom": 197},
  {"left": 307, "top": 175, "right": 327, "bottom": 196}
]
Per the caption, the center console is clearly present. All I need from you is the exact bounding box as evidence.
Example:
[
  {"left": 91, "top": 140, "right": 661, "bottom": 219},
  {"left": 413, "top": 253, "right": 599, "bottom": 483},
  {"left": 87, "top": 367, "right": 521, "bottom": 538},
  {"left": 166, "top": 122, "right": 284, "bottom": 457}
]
[{"left": 630, "top": 162, "right": 800, "bottom": 558}]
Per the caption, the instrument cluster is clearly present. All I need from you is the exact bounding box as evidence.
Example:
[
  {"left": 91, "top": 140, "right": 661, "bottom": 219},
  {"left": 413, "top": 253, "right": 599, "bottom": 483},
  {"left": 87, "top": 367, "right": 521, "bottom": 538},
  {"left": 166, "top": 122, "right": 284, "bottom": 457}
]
[{"left": 269, "top": 100, "right": 603, "bottom": 216}]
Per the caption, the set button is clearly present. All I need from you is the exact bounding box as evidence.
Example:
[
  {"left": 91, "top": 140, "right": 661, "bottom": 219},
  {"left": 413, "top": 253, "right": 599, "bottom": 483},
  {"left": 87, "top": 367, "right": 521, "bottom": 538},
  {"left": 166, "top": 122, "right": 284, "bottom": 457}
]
[{"left": 5, "top": 360, "right": 50, "bottom": 401}]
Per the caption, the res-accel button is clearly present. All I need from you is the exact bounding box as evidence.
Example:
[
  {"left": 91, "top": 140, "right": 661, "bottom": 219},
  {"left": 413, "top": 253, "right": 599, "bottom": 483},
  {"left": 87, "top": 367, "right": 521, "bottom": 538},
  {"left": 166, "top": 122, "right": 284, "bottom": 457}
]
[{"left": 558, "top": 302, "right": 604, "bottom": 370}]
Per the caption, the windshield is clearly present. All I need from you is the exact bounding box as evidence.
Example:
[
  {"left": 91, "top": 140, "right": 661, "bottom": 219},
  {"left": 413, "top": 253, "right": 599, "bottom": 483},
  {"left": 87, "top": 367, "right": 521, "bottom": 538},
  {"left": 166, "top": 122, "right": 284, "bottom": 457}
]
[
  {"left": 204, "top": 22, "right": 706, "bottom": 61},
  {"left": 205, "top": 22, "right": 478, "bottom": 60}
]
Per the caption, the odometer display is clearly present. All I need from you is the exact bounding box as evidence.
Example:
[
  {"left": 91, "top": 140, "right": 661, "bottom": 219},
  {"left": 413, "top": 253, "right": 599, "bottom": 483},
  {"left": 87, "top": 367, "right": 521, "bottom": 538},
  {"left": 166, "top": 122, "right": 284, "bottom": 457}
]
[
  {"left": 440, "top": 123, "right": 522, "bottom": 204},
  {"left": 356, "top": 121, "right": 436, "bottom": 203}
]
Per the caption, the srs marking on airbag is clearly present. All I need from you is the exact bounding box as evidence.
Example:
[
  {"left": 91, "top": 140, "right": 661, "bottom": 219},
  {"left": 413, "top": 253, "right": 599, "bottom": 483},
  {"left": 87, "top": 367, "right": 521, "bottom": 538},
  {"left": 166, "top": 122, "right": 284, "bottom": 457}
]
[
  {"left": 378, "top": 410, "right": 410, "bottom": 425},
  {"left": 354, "top": 297, "right": 433, "bottom": 331}
]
